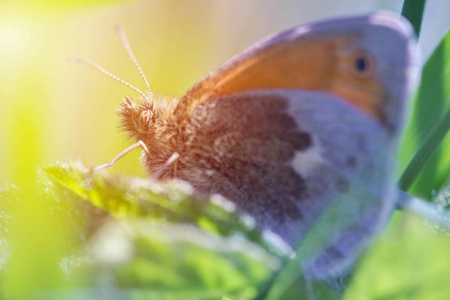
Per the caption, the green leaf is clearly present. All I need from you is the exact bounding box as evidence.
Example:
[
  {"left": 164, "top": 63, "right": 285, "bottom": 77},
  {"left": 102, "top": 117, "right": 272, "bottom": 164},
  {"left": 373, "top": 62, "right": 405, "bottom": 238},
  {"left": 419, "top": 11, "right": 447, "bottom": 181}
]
[
  {"left": 39, "top": 162, "right": 295, "bottom": 299},
  {"left": 398, "top": 28, "right": 450, "bottom": 199},
  {"left": 344, "top": 209, "right": 450, "bottom": 300},
  {"left": 42, "top": 162, "right": 291, "bottom": 257},
  {"left": 87, "top": 220, "right": 277, "bottom": 299}
]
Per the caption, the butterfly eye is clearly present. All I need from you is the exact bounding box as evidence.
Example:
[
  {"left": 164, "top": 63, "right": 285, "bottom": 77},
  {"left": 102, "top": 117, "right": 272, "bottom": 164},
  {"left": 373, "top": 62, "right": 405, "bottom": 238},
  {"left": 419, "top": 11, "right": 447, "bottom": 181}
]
[{"left": 353, "top": 51, "right": 374, "bottom": 78}]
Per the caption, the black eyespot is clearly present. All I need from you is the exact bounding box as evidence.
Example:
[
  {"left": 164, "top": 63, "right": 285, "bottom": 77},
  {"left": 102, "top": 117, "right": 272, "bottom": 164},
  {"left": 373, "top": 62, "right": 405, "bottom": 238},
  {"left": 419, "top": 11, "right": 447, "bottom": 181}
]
[
  {"left": 356, "top": 57, "right": 368, "bottom": 72},
  {"left": 353, "top": 52, "right": 374, "bottom": 77}
]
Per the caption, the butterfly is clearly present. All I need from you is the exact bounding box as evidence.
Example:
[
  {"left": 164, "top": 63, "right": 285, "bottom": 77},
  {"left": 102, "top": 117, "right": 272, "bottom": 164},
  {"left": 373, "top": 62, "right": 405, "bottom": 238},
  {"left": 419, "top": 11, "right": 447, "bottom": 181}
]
[{"left": 75, "top": 11, "right": 417, "bottom": 281}]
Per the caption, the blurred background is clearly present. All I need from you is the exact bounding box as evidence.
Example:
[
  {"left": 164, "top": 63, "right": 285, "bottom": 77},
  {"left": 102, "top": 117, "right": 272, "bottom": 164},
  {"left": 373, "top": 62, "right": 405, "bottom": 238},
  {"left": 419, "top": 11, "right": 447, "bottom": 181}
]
[
  {"left": 0, "top": 0, "right": 449, "bottom": 183},
  {"left": 2, "top": 1, "right": 450, "bottom": 298}
]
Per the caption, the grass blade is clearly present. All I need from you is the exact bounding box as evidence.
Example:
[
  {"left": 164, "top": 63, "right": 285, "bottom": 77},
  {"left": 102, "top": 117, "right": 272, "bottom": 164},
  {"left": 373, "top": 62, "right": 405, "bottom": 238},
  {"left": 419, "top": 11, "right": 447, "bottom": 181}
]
[
  {"left": 401, "top": 0, "right": 427, "bottom": 37},
  {"left": 398, "top": 107, "right": 450, "bottom": 192},
  {"left": 398, "top": 29, "right": 450, "bottom": 199}
]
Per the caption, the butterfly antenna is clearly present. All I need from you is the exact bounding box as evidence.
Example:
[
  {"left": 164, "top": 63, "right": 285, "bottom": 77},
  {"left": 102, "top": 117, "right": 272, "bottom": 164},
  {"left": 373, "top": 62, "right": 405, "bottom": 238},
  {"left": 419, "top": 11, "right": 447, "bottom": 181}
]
[
  {"left": 70, "top": 57, "right": 147, "bottom": 100},
  {"left": 115, "top": 25, "right": 151, "bottom": 94}
]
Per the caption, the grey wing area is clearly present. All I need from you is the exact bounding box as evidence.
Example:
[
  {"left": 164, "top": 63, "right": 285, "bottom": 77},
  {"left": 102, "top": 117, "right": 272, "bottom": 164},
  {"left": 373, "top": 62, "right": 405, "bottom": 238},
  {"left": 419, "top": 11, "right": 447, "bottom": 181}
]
[{"left": 177, "top": 89, "right": 398, "bottom": 279}]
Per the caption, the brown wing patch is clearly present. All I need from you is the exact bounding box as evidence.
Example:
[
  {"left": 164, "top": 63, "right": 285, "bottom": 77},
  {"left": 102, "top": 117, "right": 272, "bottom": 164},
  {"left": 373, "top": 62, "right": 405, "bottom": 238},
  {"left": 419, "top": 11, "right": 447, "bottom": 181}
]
[{"left": 175, "top": 93, "right": 313, "bottom": 223}]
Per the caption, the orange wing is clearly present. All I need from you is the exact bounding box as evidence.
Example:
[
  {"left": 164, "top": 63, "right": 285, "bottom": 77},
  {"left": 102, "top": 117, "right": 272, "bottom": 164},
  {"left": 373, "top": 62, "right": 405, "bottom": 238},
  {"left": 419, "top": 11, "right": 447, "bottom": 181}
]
[{"left": 175, "top": 12, "right": 415, "bottom": 125}]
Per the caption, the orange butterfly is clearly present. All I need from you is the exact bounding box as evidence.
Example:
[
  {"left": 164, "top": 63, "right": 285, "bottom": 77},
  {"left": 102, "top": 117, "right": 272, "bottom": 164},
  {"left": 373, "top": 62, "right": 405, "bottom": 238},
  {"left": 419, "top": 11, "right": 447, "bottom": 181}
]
[{"left": 75, "top": 11, "right": 417, "bottom": 281}]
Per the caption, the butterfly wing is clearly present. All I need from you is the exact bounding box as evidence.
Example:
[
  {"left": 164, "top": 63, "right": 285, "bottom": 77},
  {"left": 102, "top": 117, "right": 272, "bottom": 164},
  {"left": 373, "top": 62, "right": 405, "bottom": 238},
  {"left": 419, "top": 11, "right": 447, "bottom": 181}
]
[
  {"left": 176, "top": 89, "right": 397, "bottom": 278},
  {"left": 146, "top": 12, "right": 417, "bottom": 279},
  {"left": 175, "top": 11, "right": 417, "bottom": 130}
]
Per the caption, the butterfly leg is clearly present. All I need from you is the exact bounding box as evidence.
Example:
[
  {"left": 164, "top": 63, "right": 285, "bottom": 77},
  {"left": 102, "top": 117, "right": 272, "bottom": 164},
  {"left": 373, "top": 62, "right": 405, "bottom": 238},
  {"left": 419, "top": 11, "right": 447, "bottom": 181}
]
[
  {"left": 94, "top": 140, "right": 150, "bottom": 173},
  {"left": 150, "top": 152, "right": 180, "bottom": 180}
]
